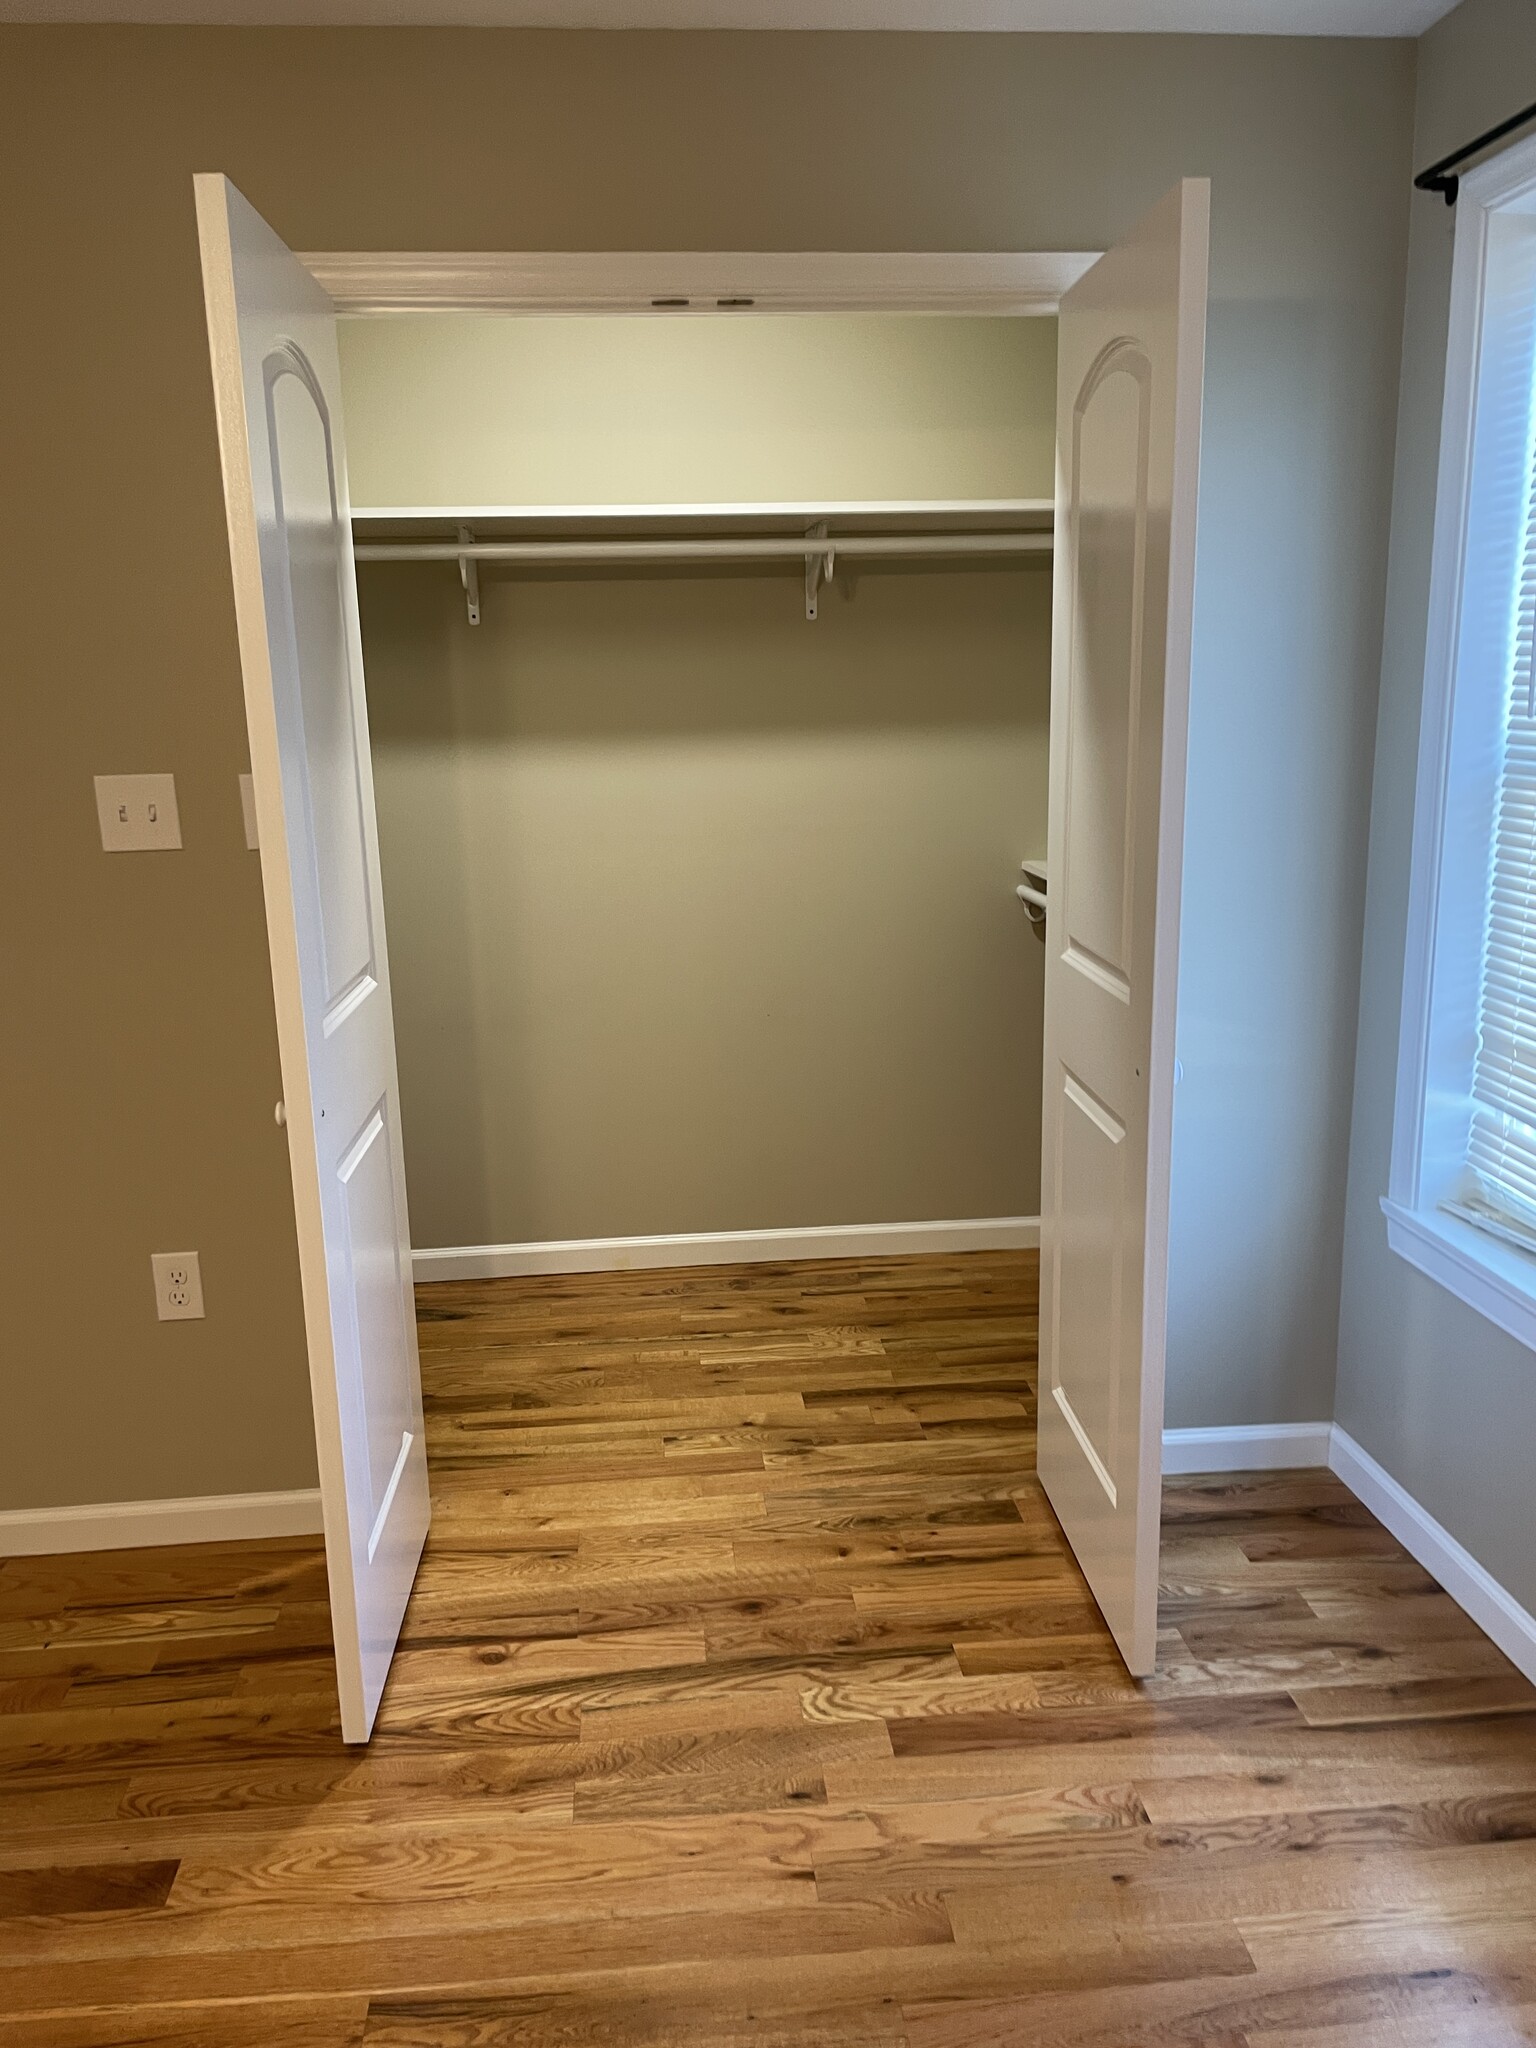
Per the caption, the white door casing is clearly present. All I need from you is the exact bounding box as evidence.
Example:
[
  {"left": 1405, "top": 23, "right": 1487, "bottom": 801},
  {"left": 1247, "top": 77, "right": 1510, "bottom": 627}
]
[
  {"left": 195, "top": 175, "right": 429, "bottom": 1742},
  {"left": 1036, "top": 180, "right": 1209, "bottom": 1677}
]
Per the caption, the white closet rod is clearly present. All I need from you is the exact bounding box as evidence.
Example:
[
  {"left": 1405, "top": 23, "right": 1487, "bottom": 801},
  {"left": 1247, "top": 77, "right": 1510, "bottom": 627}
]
[{"left": 352, "top": 532, "right": 1052, "bottom": 565}]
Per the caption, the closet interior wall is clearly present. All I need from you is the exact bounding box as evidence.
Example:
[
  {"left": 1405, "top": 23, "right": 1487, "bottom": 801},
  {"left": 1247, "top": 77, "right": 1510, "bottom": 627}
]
[{"left": 342, "top": 313, "right": 1056, "bottom": 1253}]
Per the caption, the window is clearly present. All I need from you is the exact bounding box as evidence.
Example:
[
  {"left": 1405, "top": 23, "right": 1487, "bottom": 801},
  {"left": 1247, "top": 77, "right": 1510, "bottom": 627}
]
[{"left": 1388, "top": 129, "right": 1536, "bottom": 1349}]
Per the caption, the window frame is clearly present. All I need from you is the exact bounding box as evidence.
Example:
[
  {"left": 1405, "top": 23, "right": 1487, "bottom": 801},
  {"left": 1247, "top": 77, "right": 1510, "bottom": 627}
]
[{"left": 1387, "top": 127, "right": 1536, "bottom": 1350}]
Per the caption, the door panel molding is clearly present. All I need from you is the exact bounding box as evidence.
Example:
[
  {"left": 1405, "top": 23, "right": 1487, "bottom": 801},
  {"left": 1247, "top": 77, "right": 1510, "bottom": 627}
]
[{"left": 1053, "top": 1386, "right": 1118, "bottom": 1506}]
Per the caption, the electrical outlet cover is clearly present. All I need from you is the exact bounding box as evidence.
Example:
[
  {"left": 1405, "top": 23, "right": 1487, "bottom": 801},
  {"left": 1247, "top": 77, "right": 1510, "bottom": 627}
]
[
  {"left": 96, "top": 774, "right": 181, "bottom": 852},
  {"left": 151, "top": 1251, "right": 205, "bottom": 1321}
]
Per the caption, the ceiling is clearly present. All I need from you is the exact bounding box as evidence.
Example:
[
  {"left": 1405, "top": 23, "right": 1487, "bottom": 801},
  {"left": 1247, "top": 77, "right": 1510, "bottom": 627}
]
[{"left": 0, "top": 0, "right": 1458, "bottom": 33}]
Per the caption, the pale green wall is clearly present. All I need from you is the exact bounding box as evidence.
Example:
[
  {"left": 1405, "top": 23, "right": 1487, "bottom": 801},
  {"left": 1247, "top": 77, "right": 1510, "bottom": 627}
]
[
  {"left": 0, "top": 27, "right": 1413, "bottom": 1511},
  {"left": 1336, "top": 0, "right": 1536, "bottom": 1614},
  {"left": 339, "top": 313, "right": 1057, "bottom": 508},
  {"left": 362, "top": 562, "right": 1050, "bottom": 1248}
]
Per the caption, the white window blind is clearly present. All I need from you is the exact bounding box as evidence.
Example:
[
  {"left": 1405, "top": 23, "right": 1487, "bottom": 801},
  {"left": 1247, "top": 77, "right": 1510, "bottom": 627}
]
[{"left": 1446, "top": 218, "right": 1536, "bottom": 1252}]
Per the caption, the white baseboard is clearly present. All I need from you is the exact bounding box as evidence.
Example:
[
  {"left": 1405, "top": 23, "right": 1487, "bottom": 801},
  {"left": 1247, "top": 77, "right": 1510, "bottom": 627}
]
[
  {"left": 1161, "top": 1422, "right": 1334, "bottom": 1474},
  {"left": 0, "top": 1488, "right": 325, "bottom": 1558},
  {"left": 1328, "top": 1425, "right": 1536, "bottom": 1687},
  {"left": 413, "top": 1215, "right": 1041, "bottom": 1283}
]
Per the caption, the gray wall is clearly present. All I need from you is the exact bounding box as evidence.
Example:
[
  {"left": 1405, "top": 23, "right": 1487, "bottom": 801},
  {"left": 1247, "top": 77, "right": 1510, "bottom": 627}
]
[
  {"left": 1336, "top": 0, "right": 1536, "bottom": 1614},
  {"left": 1162, "top": 99, "right": 1414, "bottom": 1432},
  {"left": 0, "top": 26, "right": 1413, "bottom": 1511}
]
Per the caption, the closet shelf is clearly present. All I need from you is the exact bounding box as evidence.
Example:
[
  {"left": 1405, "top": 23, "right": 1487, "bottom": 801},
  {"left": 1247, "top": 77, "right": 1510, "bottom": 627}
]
[
  {"left": 352, "top": 532, "right": 1052, "bottom": 564},
  {"left": 352, "top": 502, "right": 1054, "bottom": 622},
  {"left": 351, "top": 498, "right": 1054, "bottom": 536}
]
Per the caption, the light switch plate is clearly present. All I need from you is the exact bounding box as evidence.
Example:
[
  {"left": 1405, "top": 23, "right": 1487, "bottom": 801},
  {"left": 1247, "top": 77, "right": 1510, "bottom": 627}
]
[
  {"left": 95, "top": 774, "right": 181, "bottom": 852},
  {"left": 151, "top": 1251, "right": 204, "bottom": 1321}
]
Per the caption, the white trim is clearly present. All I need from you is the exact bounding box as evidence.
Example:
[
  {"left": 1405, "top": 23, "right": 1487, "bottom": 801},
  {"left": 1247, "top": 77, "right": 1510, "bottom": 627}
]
[
  {"left": 0, "top": 1489, "right": 324, "bottom": 1558},
  {"left": 414, "top": 1215, "right": 1040, "bottom": 1282},
  {"left": 1386, "top": 127, "right": 1536, "bottom": 1340},
  {"left": 1385, "top": 124, "right": 1507, "bottom": 1221},
  {"left": 0, "top": 5, "right": 1458, "bottom": 34},
  {"left": 303, "top": 249, "right": 1098, "bottom": 318},
  {"left": 1382, "top": 1198, "right": 1536, "bottom": 1355},
  {"left": 1161, "top": 1422, "right": 1334, "bottom": 1473},
  {"left": 1329, "top": 1425, "right": 1536, "bottom": 1687},
  {"left": 352, "top": 499, "right": 1053, "bottom": 528}
]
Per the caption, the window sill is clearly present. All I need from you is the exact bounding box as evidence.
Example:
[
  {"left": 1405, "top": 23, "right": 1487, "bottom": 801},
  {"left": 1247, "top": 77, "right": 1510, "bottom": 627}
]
[{"left": 1382, "top": 1196, "right": 1536, "bottom": 1355}]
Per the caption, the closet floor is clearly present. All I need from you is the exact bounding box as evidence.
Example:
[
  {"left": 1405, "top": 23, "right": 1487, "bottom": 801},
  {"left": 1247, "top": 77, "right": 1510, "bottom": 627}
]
[{"left": 2, "top": 1250, "right": 1535, "bottom": 2044}]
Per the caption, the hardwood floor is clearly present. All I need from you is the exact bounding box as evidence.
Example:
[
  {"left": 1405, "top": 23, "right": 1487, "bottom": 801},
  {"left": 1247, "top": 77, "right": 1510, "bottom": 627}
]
[{"left": 2, "top": 1248, "right": 1534, "bottom": 2044}]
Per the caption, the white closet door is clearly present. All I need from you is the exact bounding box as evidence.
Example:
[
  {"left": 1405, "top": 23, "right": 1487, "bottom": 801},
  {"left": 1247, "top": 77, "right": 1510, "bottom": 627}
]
[
  {"left": 195, "top": 174, "right": 429, "bottom": 1742},
  {"left": 1037, "top": 179, "right": 1209, "bottom": 1677}
]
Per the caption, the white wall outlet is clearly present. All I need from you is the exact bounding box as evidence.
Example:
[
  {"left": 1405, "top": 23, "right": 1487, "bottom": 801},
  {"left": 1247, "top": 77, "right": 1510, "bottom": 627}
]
[
  {"left": 239, "top": 772, "right": 259, "bottom": 850},
  {"left": 151, "top": 1251, "right": 205, "bottom": 1321},
  {"left": 95, "top": 774, "right": 181, "bottom": 852}
]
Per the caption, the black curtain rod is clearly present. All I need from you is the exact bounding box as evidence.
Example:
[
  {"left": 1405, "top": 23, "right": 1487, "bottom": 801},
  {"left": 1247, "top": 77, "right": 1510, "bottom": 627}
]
[{"left": 1415, "top": 96, "right": 1536, "bottom": 206}]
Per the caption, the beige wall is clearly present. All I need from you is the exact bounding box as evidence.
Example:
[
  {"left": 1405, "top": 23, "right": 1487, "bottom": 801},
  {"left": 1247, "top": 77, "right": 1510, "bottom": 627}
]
[
  {"left": 0, "top": 26, "right": 1412, "bottom": 1512},
  {"left": 362, "top": 562, "right": 1050, "bottom": 1250},
  {"left": 1336, "top": 0, "right": 1536, "bottom": 1614},
  {"left": 349, "top": 312, "right": 1053, "bottom": 1249},
  {"left": 339, "top": 313, "right": 1058, "bottom": 508}
]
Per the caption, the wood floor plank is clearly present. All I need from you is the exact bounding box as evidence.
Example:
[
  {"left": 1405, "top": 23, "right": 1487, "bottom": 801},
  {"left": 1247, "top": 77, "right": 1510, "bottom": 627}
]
[
  {"left": 0, "top": 2000, "right": 368, "bottom": 2047},
  {"left": 899, "top": 1955, "right": 1536, "bottom": 2048},
  {"left": 1290, "top": 1672, "right": 1536, "bottom": 1725},
  {"left": 941, "top": 1837, "right": 1536, "bottom": 1943},
  {"left": 0, "top": 1248, "right": 1530, "bottom": 2045},
  {"left": 0, "top": 1858, "right": 180, "bottom": 1918},
  {"left": 344, "top": 1930, "right": 1254, "bottom": 2046},
  {"left": 1246, "top": 2009, "right": 1536, "bottom": 2048},
  {"left": 0, "top": 1897, "right": 953, "bottom": 2015}
]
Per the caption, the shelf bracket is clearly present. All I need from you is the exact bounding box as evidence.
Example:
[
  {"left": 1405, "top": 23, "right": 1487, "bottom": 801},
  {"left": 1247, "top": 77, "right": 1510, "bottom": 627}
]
[
  {"left": 804, "top": 521, "right": 835, "bottom": 622},
  {"left": 457, "top": 525, "right": 481, "bottom": 626}
]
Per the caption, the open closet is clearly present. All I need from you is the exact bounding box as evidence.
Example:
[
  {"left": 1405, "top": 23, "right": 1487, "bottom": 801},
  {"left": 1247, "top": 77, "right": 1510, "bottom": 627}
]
[
  {"left": 196, "top": 176, "right": 1207, "bottom": 1738},
  {"left": 340, "top": 311, "right": 1056, "bottom": 1265}
]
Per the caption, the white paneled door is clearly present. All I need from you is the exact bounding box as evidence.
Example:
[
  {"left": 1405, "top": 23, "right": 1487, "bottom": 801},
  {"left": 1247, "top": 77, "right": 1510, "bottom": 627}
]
[
  {"left": 1037, "top": 181, "right": 1210, "bottom": 1676},
  {"left": 196, "top": 176, "right": 429, "bottom": 1742}
]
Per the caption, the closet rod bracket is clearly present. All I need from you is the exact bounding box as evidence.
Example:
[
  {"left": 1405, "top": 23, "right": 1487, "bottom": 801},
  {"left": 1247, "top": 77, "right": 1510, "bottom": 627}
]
[
  {"left": 804, "top": 521, "right": 835, "bottom": 622},
  {"left": 457, "top": 525, "right": 481, "bottom": 626}
]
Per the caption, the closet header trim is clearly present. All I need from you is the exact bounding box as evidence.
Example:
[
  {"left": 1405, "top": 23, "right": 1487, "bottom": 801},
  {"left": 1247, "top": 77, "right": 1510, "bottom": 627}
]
[{"left": 303, "top": 250, "right": 1098, "bottom": 317}]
